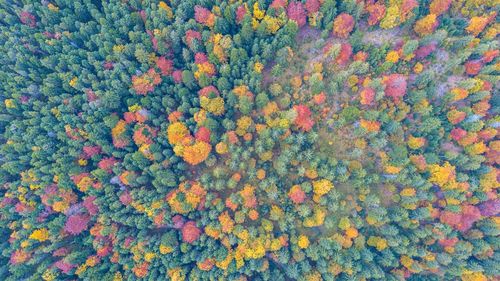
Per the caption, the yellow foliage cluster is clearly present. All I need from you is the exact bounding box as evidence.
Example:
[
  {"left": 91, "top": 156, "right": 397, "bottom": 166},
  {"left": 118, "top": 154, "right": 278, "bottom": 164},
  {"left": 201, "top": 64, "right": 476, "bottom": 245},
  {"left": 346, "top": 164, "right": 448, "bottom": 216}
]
[
  {"left": 159, "top": 244, "right": 174, "bottom": 255},
  {"left": 345, "top": 227, "right": 358, "bottom": 239},
  {"left": 386, "top": 50, "right": 400, "bottom": 63},
  {"left": 413, "top": 62, "right": 424, "bottom": 73},
  {"left": 244, "top": 240, "right": 266, "bottom": 259},
  {"left": 254, "top": 61, "right": 264, "bottom": 73},
  {"left": 461, "top": 271, "right": 488, "bottom": 281},
  {"left": 312, "top": 179, "right": 334, "bottom": 201},
  {"left": 297, "top": 235, "right": 310, "bottom": 249},
  {"left": 200, "top": 96, "right": 225, "bottom": 116},
  {"left": 262, "top": 15, "right": 284, "bottom": 34},
  {"left": 211, "top": 33, "right": 232, "bottom": 62},
  {"left": 253, "top": 3, "right": 265, "bottom": 20},
  {"left": 167, "top": 267, "right": 185, "bottom": 281},
  {"left": 367, "top": 236, "right": 388, "bottom": 251},
  {"left": 466, "top": 142, "right": 487, "bottom": 155},
  {"left": 167, "top": 122, "right": 189, "bottom": 145},
  {"left": 380, "top": 6, "right": 400, "bottom": 29},
  {"left": 215, "top": 142, "right": 228, "bottom": 154},
  {"left": 400, "top": 187, "right": 416, "bottom": 197},
  {"left": 194, "top": 62, "right": 216, "bottom": 79},
  {"left": 303, "top": 208, "right": 326, "bottom": 227},
  {"left": 466, "top": 13, "right": 495, "bottom": 36},
  {"left": 111, "top": 120, "right": 127, "bottom": 138},
  {"left": 5, "top": 99, "right": 17, "bottom": 109},
  {"left": 479, "top": 168, "right": 499, "bottom": 192},
  {"left": 29, "top": 228, "right": 49, "bottom": 242},
  {"left": 219, "top": 211, "right": 234, "bottom": 233},
  {"left": 360, "top": 119, "right": 381, "bottom": 132},
  {"left": 236, "top": 116, "right": 253, "bottom": 136},
  {"left": 168, "top": 181, "right": 206, "bottom": 214},
  {"left": 400, "top": 255, "right": 414, "bottom": 269},
  {"left": 428, "top": 162, "right": 456, "bottom": 188},
  {"left": 414, "top": 14, "right": 438, "bottom": 36},
  {"left": 69, "top": 77, "right": 78, "bottom": 87},
  {"left": 408, "top": 135, "right": 426, "bottom": 149},
  {"left": 158, "top": 2, "right": 174, "bottom": 19}
]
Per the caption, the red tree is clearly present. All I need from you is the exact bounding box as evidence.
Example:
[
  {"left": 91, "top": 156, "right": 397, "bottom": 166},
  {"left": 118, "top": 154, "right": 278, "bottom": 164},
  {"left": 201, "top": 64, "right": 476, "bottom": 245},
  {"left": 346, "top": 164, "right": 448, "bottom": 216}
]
[
  {"left": 195, "top": 127, "right": 211, "bottom": 143},
  {"left": 333, "top": 13, "right": 355, "bottom": 38},
  {"left": 236, "top": 5, "right": 247, "bottom": 23},
  {"left": 305, "top": 0, "right": 320, "bottom": 14},
  {"left": 383, "top": 74, "right": 407, "bottom": 103},
  {"left": 429, "top": 0, "right": 452, "bottom": 16},
  {"left": 293, "top": 104, "right": 314, "bottom": 131},
  {"left": 366, "top": 3, "right": 386, "bottom": 26},
  {"left": 182, "top": 221, "right": 201, "bottom": 243},
  {"left": 156, "top": 57, "right": 173, "bottom": 76},
  {"left": 194, "top": 6, "right": 211, "bottom": 25},
  {"left": 336, "top": 43, "right": 352, "bottom": 66},
  {"left": 287, "top": 2, "right": 307, "bottom": 27},
  {"left": 64, "top": 214, "right": 90, "bottom": 235}
]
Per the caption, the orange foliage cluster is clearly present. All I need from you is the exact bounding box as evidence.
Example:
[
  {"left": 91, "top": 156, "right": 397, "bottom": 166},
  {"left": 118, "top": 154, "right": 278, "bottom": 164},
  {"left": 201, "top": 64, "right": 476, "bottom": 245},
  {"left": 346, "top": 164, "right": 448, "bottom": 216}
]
[
  {"left": 429, "top": 0, "right": 451, "bottom": 16},
  {"left": 466, "top": 12, "right": 497, "bottom": 36},
  {"left": 366, "top": 3, "right": 386, "bottom": 26},
  {"left": 167, "top": 181, "right": 206, "bottom": 214},
  {"left": 333, "top": 13, "right": 354, "bottom": 38},
  {"left": 293, "top": 104, "right": 314, "bottom": 132},
  {"left": 182, "top": 141, "right": 212, "bottom": 165},
  {"left": 414, "top": 14, "right": 438, "bottom": 36},
  {"left": 131, "top": 68, "right": 161, "bottom": 95}
]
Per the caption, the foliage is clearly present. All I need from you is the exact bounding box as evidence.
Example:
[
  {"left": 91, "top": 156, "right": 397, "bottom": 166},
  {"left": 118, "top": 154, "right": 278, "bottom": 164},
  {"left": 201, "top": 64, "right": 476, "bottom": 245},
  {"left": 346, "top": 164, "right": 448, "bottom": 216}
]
[{"left": 0, "top": 0, "right": 498, "bottom": 280}]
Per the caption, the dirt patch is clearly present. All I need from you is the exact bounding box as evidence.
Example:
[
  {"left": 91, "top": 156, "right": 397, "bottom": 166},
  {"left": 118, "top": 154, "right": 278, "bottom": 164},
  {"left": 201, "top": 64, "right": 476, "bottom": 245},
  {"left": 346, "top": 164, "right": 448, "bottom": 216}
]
[
  {"left": 362, "top": 27, "right": 402, "bottom": 46},
  {"left": 296, "top": 25, "right": 322, "bottom": 44}
]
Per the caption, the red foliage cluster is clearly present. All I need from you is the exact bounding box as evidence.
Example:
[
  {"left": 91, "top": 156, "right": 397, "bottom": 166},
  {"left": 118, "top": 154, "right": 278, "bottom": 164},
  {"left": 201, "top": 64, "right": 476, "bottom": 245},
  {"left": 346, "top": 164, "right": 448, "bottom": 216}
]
[
  {"left": 195, "top": 127, "right": 211, "bottom": 143},
  {"left": 336, "top": 43, "right": 352, "bottom": 66},
  {"left": 482, "top": 50, "right": 499, "bottom": 63},
  {"left": 181, "top": 221, "right": 201, "bottom": 243},
  {"left": 383, "top": 74, "right": 407, "bottom": 103},
  {"left": 131, "top": 69, "right": 161, "bottom": 95},
  {"left": 194, "top": 6, "right": 212, "bottom": 25},
  {"left": 20, "top": 11, "right": 36, "bottom": 27},
  {"left": 293, "top": 104, "right": 314, "bottom": 132},
  {"left": 288, "top": 185, "right": 306, "bottom": 204},
  {"left": 270, "top": 0, "right": 288, "bottom": 10},
  {"left": 98, "top": 157, "right": 117, "bottom": 173},
  {"left": 83, "top": 196, "right": 98, "bottom": 216},
  {"left": 305, "top": 0, "right": 320, "bottom": 14},
  {"left": 401, "top": 0, "right": 418, "bottom": 19},
  {"left": 360, "top": 87, "right": 375, "bottom": 105},
  {"left": 82, "top": 145, "right": 101, "bottom": 158},
  {"left": 64, "top": 214, "right": 90, "bottom": 235},
  {"left": 333, "top": 13, "right": 355, "bottom": 38},
  {"left": 119, "top": 191, "right": 132, "bottom": 205},
  {"left": 287, "top": 2, "right": 307, "bottom": 28},
  {"left": 55, "top": 260, "right": 75, "bottom": 274},
  {"left": 156, "top": 57, "right": 173, "bottom": 76},
  {"left": 429, "top": 0, "right": 452, "bottom": 15},
  {"left": 440, "top": 205, "right": 482, "bottom": 232},
  {"left": 198, "top": 85, "right": 219, "bottom": 97},
  {"left": 185, "top": 30, "right": 201, "bottom": 47},
  {"left": 464, "top": 60, "right": 483, "bottom": 76},
  {"left": 236, "top": 5, "right": 247, "bottom": 23},
  {"left": 133, "top": 125, "right": 156, "bottom": 145},
  {"left": 366, "top": 3, "right": 385, "bottom": 26}
]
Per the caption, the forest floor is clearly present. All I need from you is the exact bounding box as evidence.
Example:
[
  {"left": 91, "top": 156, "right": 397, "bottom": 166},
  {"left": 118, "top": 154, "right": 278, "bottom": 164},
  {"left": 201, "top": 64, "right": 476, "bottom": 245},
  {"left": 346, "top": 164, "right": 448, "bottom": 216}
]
[{"left": 261, "top": 26, "right": 395, "bottom": 236}]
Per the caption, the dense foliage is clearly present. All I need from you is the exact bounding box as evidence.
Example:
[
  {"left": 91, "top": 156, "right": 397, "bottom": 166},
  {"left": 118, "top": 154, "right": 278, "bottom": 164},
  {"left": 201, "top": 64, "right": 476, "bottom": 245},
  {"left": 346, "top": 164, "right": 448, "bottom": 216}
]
[{"left": 1, "top": 0, "right": 499, "bottom": 280}]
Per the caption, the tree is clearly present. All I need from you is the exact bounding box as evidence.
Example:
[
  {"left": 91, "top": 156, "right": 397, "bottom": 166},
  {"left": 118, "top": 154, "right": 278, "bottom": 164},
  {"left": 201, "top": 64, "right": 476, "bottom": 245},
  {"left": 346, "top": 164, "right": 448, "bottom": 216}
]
[{"left": 333, "top": 13, "right": 355, "bottom": 38}]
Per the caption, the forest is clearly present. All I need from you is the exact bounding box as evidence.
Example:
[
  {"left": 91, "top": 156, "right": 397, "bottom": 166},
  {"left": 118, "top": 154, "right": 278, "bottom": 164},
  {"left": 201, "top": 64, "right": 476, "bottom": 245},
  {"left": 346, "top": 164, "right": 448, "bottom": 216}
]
[{"left": 0, "top": 0, "right": 499, "bottom": 280}]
